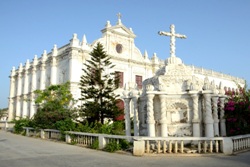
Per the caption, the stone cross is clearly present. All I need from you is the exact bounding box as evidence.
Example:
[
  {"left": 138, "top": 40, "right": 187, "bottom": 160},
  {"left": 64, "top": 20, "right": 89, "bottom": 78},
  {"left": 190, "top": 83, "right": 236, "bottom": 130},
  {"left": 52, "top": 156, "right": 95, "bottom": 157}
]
[
  {"left": 158, "top": 24, "right": 187, "bottom": 57},
  {"left": 117, "top": 13, "right": 122, "bottom": 25},
  {"left": 117, "top": 12, "right": 122, "bottom": 20}
]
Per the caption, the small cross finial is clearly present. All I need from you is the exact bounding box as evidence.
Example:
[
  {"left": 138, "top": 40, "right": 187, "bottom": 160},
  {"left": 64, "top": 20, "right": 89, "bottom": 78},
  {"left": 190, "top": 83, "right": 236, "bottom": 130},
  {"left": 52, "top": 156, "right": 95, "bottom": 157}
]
[
  {"left": 117, "top": 12, "right": 122, "bottom": 20},
  {"left": 117, "top": 13, "right": 122, "bottom": 25}
]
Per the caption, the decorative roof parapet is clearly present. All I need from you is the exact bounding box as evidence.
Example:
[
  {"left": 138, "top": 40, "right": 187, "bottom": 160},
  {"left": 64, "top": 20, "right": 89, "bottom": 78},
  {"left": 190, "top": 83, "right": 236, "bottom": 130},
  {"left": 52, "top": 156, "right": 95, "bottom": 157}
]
[
  {"left": 70, "top": 33, "right": 80, "bottom": 48},
  {"left": 187, "top": 64, "right": 245, "bottom": 85}
]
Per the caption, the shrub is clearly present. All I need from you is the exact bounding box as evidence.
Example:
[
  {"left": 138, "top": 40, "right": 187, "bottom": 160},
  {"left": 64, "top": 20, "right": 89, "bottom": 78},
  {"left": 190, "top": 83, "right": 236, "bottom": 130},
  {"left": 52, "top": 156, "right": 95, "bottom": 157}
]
[
  {"left": 119, "top": 139, "right": 130, "bottom": 150},
  {"left": 104, "top": 140, "right": 120, "bottom": 152},
  {"left": 13, "top": 118, "right": 34, "bottom": 134},
  {"left": 225, "top": 87, "right": 250, "bottom": 136},
  {"left": 90, "top": 139, "right": 99, "bottom": 149}
]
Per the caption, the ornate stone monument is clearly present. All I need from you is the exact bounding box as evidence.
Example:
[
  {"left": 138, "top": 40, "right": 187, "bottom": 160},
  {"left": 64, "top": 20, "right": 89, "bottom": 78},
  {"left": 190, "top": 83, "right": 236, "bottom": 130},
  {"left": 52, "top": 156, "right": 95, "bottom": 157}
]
[{"left": 125, "top": 24, "right": 231, "bottom": 137}]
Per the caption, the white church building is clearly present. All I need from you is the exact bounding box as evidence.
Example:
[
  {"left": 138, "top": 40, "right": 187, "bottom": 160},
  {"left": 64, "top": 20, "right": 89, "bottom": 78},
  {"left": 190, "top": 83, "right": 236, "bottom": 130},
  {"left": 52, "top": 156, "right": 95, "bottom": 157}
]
[{"left": 7, "top": 15, "right": 245, "bottom": 137}]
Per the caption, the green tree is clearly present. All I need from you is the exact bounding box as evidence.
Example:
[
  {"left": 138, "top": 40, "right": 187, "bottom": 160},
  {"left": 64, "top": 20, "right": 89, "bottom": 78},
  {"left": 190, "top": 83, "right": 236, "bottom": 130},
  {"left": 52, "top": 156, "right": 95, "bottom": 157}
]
[
  {"left": 79, "top": 42, "right": 121, "bottom": 124},
  {"left": 33, "top": 82, "right": 77, "bottom": 129},
  {"left": 0, "top": 108, "right": 8, "bottom": 120}
]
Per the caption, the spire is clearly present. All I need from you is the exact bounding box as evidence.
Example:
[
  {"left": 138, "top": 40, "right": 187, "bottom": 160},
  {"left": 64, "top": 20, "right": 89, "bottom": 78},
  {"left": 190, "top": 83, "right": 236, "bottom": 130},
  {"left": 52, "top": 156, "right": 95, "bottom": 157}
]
[
  {"left": 70, "top": 33, "right": 80, "bottom": 47},
  {"left": 12, "top": 66, "right": 15, "bottom": 71},
  {"left": 25, "top": 59, "right": 30, "bottom": 69},
  {"left": 129, "top": 27, "right": 133, "bottom": 33},
  {"left": 144, "top": 50, "right": 148, "bottom": 59},
  {"left": 33, "top": 55, "right": 38, "bottom": 65},
  {"left": 105, "top": 20, "right": 111, "bottom": 28},
  {"left": 152, "top": 53, "right": 159, "bottom": 64},
  {"left": 52, "top": 44, "right": 58, "bottom": 56},
  {"left": 116, "top": 12, "right": 122, "bottom": 25},
  {"left": 11, "top": 66, "right": 16, "bottom": 76},
  {"left": 42, "top": 50, "right": 47, "bottom": 61},
  {"left": 81, "top": 34, "right": 87, "bottom": 46},
  {"left": 19, "top": 63, "right": 23, "bottom": 71},
  {"left": 152, "top": 53, "right": 157, "bottom": 59}
]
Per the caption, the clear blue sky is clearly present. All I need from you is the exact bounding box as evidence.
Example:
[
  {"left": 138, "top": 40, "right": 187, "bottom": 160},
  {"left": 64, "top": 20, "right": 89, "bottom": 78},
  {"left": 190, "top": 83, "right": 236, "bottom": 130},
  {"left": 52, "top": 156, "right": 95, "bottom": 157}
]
[{"left": 1, "top": 0, "right": 250, "bottom": 109}]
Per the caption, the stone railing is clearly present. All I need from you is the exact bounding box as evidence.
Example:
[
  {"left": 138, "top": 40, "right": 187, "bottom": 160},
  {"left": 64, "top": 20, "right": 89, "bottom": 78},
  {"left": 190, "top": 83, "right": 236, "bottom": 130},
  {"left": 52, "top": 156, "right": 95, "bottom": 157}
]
[
  {"left": 133, "top": 137, "right": 226, "bottom": 156},
  {"left": 65, "top": 131, "right": 133, "bottom": 149},
  {"left": 231, "top": 134, "right": 250, "bottom": 152},
  {"left": 23, "top": 127, "right": 40, "bottom": 137},
  {"left": 41, "top": 129, "right": 61, "bottom": 140},
  {"left": 21, "top": 127, "right": 250, "bottom": 156},
  {"left": 187, "top": 65, "right": 245, "bottom": 84},
  {"left": 23, "top": 127, "right": 61, "bottom": 140}
]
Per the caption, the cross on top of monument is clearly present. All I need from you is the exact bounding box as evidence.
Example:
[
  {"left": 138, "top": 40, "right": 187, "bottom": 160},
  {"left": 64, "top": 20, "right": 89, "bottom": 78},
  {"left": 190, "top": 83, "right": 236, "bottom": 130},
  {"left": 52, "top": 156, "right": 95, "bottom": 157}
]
[
  {"left": 117, "top": 12, "right": 122, "bottom": 25},
  {"left": 158, "top": 24, "right": 187, "bottom": 57}
]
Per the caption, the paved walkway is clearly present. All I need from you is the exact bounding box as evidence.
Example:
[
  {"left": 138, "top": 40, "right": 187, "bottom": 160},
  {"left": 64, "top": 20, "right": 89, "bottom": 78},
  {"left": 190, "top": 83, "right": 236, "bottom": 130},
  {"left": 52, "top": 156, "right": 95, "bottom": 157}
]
[{"left": 0, "top": 130, "right": 250, "bottom": 167}]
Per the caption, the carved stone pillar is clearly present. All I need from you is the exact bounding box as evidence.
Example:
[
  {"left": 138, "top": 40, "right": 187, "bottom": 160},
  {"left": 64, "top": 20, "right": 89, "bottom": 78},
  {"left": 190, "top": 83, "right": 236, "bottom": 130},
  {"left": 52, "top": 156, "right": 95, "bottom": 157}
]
[
  {"left": 15, "top": 97, "right": 21, "bottom": 118},
  {"left": 69, "top": 50, "right": 81, "bottom": 83},
  {"left": 22, "top": 95, "right": 28, "bottom": 118},
  {"left": 203, "top": 93, "right": 214, "bottom": 137},
  {"left": 191, "top": 93, "right": 200, "bottom": 137},
  {"left": 159, "top": 94, "right": 168, "bottom": 137},
  {"left": 132, "top": 96, "right": 139, "bottom": 136},
  {"left": 16, "top": 72, "right": 23, "bottom": 118},
  {"left": 40, "top": 64, "right": 46, "bottom": 90},
  {"left": 9, "top": 70, "right": 16, "bottom": 98},
  {"left": 124, "top": 98, "right": 131, "bottom": 136},
  {"left": 8, "top": 68, "right": 16, "bottom": 121},
  {"left": 146, "top": 94, "right": 155, "bottom": 137},
  {"left": 29, "top": 93, "right": 36, "bottom": 118},
  {"left": 212, "top": 96, "right": 219, "bottom": 136},
  {"left": 17, "top": 73, "right": 23, "bottom": 96},
  {"left": 31, "top": 66, "right": 37, "bottom": 91},
  {"left": 50, "top": 57, "right": 57, "bottom": 85},
  {"left": 219, "top": 97, "right": 227, "bottom": 136},
  {"left": 8, "top": 98, "right": 14, "bottom": 121},
  {"left": 22, "top": 70, "right": 29, "bottom": 118}
]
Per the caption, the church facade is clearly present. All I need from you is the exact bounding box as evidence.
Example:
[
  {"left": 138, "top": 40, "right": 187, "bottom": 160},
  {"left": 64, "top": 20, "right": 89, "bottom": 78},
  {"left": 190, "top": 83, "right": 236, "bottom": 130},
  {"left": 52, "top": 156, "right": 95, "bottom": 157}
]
[
  {"left": 8, "top": 15, "right": 245, "bottom": 137},
  {"left": 7, "top": 17, "right": 163, "bottom": 121}
]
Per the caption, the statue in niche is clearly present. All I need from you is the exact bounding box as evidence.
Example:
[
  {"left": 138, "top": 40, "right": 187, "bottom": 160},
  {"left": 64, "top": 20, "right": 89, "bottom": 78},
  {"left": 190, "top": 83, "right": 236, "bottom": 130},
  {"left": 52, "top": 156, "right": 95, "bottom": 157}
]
[{"left": 171, "top": 107, "right": 187, "bottom": 123}]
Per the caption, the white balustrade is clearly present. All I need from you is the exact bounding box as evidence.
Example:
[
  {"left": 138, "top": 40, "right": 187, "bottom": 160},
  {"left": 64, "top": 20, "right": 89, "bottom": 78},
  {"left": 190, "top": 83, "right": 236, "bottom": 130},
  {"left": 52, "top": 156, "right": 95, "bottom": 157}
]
[
  {"left": 134, "top": 137, "right": 224, "bottom": 155},
  {"left": 20, "top": 127, "right": 250, "bottom": 156},
  {"left": 232, "top": 134, "right": 250, "bottom": 152}
]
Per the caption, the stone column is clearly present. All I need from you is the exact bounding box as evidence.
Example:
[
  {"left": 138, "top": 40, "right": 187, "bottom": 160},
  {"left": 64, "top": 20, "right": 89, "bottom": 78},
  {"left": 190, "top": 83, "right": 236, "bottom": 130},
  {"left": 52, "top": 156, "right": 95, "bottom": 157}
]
[
  {"left": 15, "top": 97, "right": 21, "bottom": 118},
  {"left": 146, "top": 94, "right": 155, "bottom": 137},
  {"left": 31, "top": 66, "right": 37, "bottom": 91},
  {"left": 212, "top": 96, "right": 219, "bottom": 136},
  {"left": 40, "top": 63, "right": 46, "bottom": 90},
  {"left": 17, "top": 70, "right": 23, "bottom": 96},
  {"left": 50, "top": 57, "right": 57, "bottom": 85},
  {"left": 8, "top": 98, "right": 14, "bottom": 121},
  {"left": 8, "top": 67, "right": 16, "bottom": 121},
  {"left": 124, "top": 98, "right": 131, "bottom": 136},
  {"left": 22, "top": 69, "right": 29, "bottom": 117},
  {"left": 29, "top": 93, "right": 36, "bottom": 118},
  {"left": 16, "top": 69, "right": 23, "bottom": 118},
  {"left": 191, "top": 93, "right": 201, "bottom": 137},
  {"left": 50, "top": 45, "right": 57, "bottom": 84},
  {"left": 132, "top": 96, "right": 139, "bottom": 136},
  {"left": 203, "top": 93, "right": 214, "bottom": 137},
  {"left": 219, "top": 97, "right": 227, "bottom": 136},
  {"left": 159, "top": 94, "right": 168, "bottom": 137},
  {"left": 22, "top": 95, "right": 28, "bottom": 118}
]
